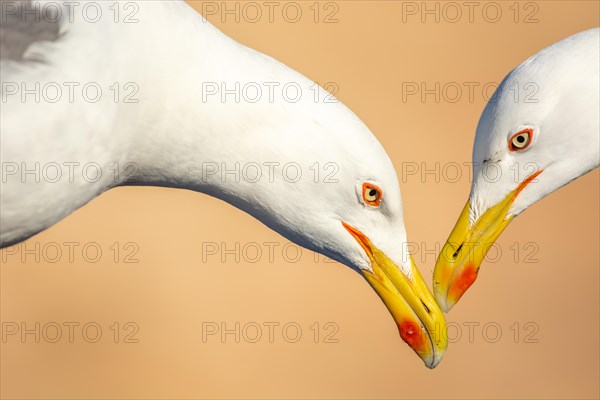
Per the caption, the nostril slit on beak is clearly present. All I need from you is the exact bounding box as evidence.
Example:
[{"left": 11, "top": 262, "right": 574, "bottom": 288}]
[
  {"left": 452, "top": 243, "right": 463, "bottom": 259},
  {"left": 421, "top": 299, "right": 431, "bottom": 314}
]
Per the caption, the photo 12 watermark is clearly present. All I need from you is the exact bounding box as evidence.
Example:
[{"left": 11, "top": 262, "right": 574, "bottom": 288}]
[
  {"left": 201, "top": 81, "right": 339, "bottom": 104},
  {"left": 201, "top": 321, "right": 340, "bottom": 343},
  {"left": 1, "top": 161, "right": 139, "bottom": 184},
  {"left": 1, "top": 321, "right": 140, "bottom": 344},
  {"left": 400, "top": 81, "right": 539, "bottom": 104},
  {"left": 1, "top": 241, "right": 141, "bottom": 264},
  {"left": 399, "top": 1, "right": 540, "bottom": 24},
  {"left": 399, "top": 161, "right": 542, "bottom": 185},
  {"left": 441, "top": 320, "right": 540, "bottom": 344},
  {"left": 1, "top": 1, "right": 141, "bottom": 24},
  {"left": 199, "top": 1, "right": 340, "bottom": 24},
  {"left": 1, "top": 81, "right": 140, "bottom": 104},
  {"left": 194, "top": 161, "right": 340, "bottom": 184}
]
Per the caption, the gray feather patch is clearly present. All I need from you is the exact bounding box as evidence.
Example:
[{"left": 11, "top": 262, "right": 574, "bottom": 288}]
[{"left": 0, "top": 0, "right": 60, "bottom": 61}]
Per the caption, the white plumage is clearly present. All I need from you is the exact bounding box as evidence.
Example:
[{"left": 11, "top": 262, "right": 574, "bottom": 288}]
[
  {"left": 434, "top": 28, "right": 600, "bottom": 312},
  {"left": 1, "top": 1, "right": 447, "bottom": 367},
  {"left": 470, "top": 27, "right": 599, "bottom": 221}
]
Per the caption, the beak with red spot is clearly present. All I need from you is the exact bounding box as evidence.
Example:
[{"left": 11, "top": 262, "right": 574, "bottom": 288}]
[
  {"left": 433, "top": 170, "right": 543, "bottom": 312},
  {"left": 342, "top": 222, "right": 447, "bottom": 369}
]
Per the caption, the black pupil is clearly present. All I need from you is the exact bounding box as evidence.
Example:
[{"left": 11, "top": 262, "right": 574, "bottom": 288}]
[
  {"left": 368, "top": 189, "right": 378, "bottom": 198},
  {"left": 516, "top": 135, "right": 526, "bottom": 143}
]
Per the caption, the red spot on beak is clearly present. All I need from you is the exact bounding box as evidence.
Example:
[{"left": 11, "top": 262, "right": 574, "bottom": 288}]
[
  {"left": 398, "top": 320, "right": 426, "bottom": 350},
  {"left": 448, "top": 263, "right": 478, "bottom": 304}
]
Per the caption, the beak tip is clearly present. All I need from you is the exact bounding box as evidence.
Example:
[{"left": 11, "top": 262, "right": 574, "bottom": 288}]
[
  {"left": 396, "top": 321, "right": 447, "bottom": 370},
  {"left": 434, "top": 262, "right": 479, "bottom": 313},
  {"left": 425, "top": 347, "right": 446, "bottom": 369},
  {"left": 423, "top": 352, "right": 443, "bottom": 369},
  {"left": 439, "top": 299, "right": 455, "bottom": 314}
]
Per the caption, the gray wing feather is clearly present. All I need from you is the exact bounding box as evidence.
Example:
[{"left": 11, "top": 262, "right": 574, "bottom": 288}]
[{"left": 0, "top": 0, "right": 60, "bottom": 61}]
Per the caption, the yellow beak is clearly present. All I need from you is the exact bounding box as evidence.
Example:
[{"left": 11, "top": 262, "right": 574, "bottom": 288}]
[
  {"left": 343, "top": 222, "right": 447, "bottom": 369},
  {"left": 433, "top": 170, "right": 542, "bottom": 312}
]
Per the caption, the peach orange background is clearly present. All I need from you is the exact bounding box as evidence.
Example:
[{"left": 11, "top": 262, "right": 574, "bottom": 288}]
[{"left": 1, "top": 1, "right": 599, "bottom": 399}]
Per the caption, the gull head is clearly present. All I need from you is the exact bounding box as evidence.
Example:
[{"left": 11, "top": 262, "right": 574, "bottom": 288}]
[
  {"left": 433, "top": 28, "right": 600, "bottom": 312},
  {"left": 211, "top": 90, "right": 448, "bottom": 368}
]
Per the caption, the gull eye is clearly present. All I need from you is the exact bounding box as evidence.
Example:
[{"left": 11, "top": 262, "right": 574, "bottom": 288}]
[
  {"left": 509, "top": 129, "right": 533, "bottom": 151},
  {"left": 362, "top": 183, "right": 382, "bottom": 207}
]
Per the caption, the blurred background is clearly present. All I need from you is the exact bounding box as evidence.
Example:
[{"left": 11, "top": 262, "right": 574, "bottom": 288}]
[{"left": 1, "top": 1, "right": 599, "bottom": 399}]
